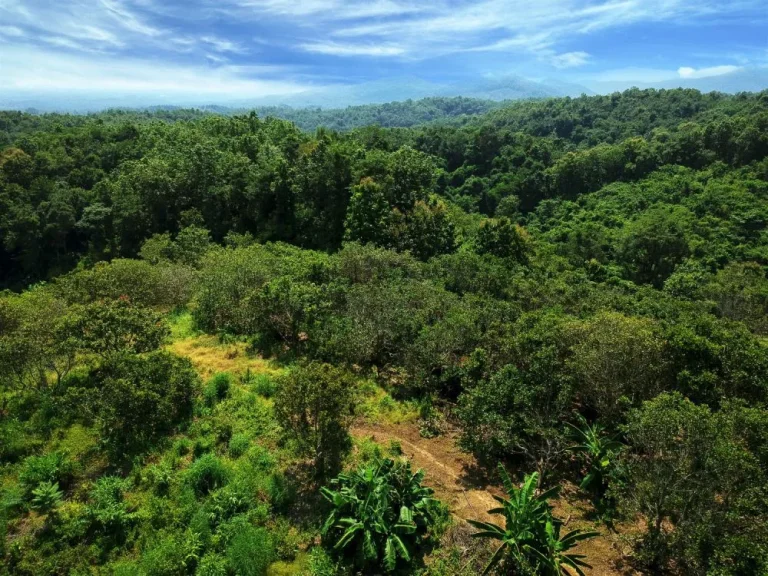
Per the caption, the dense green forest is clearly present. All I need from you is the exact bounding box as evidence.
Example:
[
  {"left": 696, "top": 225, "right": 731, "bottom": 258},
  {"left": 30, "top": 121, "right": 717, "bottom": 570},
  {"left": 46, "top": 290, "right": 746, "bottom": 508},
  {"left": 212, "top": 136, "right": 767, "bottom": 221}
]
[{"left": 1, "top": 88, "right": 768, "bottom": 576}]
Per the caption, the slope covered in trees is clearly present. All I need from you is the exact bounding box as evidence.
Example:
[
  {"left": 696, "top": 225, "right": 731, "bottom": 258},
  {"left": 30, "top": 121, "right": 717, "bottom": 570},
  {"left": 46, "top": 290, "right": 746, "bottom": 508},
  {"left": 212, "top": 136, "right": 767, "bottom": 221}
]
[{"left": 1, "top": 88, "right": 768, "bottom": 575}]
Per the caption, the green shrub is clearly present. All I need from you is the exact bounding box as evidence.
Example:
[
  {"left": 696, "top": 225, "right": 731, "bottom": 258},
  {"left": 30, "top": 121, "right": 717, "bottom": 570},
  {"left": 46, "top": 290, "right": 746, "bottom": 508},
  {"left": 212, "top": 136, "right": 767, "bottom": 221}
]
[
  {"left": 267, "top": 472, "right": 293, "bottom": 513},
  {"left": 139, "top": 530, "right": 202, "bottom": 576},
  {"left": 226, "top": 525, "right": 275, "bottom": 576},
  {"left": 305, "top": 546, "right": 339, "bottom": 576},
  {"left": 205, "top": 372, "right": 232, "bottom": 406},
  {"left": 197, "top": 553, "right": 228, "bottom": 576},
  {"left": 30, "top": 481, "right": 63, "bottom": 513},
  {"left": 228, "top": 434, "right": 250, "bottom": 458},
  {"left": 187, "top": 454, "right": 229, "bottom": 497},
  {"left": 19, "top": 452, "right": 75, "bottom": 497},
  {"left": 252, "top": 374, "right": 277, "bottom": 398},
  {"left": 87, "top": 476, "right": 133, "bottom": 535}
]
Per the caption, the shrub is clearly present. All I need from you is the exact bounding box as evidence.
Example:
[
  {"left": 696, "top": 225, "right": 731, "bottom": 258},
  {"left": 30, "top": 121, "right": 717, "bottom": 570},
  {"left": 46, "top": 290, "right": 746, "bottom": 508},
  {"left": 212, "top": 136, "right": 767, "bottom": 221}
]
[
  {"left": 30, "top": 481, "right": 64, "bottom": 513},
  {"left": 139, "top": 530, "right": 202, "bottom": 576},
  {"left": 228, "top": 434, "right": 250, "bottom": 458},
  {"left": 274, "top": 362, "right": 355, "bottom": 477},
  {"left": 19, "top": 452, "right": 75, "bottom": 497},
  {"left": 226, "top": 525, "right": 275, "bottom": 576},
  {"left": 197, "top": 553, "right": 228, "bottom": 576},
  {"left": 204, "top": 372, "right": 232, "bottom": 406},
  {"left": 88, "top": 476, "right": 133, "bottom": 536},
  {"left": 252, "top": 374, "right": 277, "bottom": 398},
  {"left": 187, "top": 454, "right": 229, "bottom": 497},
  {"left": 88, "top": 351, "right": 198, "bottom": 459}
]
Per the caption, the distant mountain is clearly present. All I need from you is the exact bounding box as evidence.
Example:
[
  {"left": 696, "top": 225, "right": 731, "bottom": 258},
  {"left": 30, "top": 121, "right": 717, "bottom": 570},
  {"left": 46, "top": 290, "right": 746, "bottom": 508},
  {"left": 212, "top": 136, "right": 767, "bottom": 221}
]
[
  {"left": 232, "top": 74, "right": 591, "bottom": 108},
  {"left": 593, "top": 66, "right": 768, "bottom": 95},
  {"left": 0, "top": 74, "right": 592, "bottom": 113}
]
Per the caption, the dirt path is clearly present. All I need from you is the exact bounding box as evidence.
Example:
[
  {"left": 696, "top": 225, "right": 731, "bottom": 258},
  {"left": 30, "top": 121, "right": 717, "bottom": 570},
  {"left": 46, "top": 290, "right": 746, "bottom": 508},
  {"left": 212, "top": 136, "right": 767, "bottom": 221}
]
[
  {"left": 351, "top": 421, "right": 640, "bottom": 576},
  {"left": 353, "top": 422, "right": 500, "bottom": 523}
]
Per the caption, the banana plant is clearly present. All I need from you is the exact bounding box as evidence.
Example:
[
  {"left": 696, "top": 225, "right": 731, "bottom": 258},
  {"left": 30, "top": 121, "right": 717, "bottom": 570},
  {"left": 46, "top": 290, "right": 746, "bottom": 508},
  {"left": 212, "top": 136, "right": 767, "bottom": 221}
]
[
  {"left": 469, "top": 465, "right": 598, "bottom": 575},
  {"left": 320, "top": 457, "right": 440, "bottom": 572},
  {"left": 566, "top": 416, "right": 623, "bottom": 499}
]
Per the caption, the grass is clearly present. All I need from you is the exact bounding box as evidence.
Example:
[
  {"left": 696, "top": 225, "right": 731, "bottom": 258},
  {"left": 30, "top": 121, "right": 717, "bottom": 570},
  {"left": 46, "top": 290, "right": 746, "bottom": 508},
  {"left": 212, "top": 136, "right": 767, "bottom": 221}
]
[{"left": 356, "top": 379, "right": 419, "bottom": 426}]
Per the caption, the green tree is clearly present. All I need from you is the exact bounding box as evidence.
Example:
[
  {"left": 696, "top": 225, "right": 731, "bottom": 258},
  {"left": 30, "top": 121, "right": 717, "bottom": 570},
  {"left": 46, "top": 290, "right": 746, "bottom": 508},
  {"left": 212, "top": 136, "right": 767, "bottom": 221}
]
[{"left": 274, "top": 362, "right": 355, "bottom": 476}]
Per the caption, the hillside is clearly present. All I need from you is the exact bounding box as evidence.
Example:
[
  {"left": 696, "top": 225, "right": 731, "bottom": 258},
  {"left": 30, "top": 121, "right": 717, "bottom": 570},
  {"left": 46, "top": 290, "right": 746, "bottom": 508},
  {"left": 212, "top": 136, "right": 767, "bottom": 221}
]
[{"left": 1, "top": 88, "right": 768, "bottom": 576}]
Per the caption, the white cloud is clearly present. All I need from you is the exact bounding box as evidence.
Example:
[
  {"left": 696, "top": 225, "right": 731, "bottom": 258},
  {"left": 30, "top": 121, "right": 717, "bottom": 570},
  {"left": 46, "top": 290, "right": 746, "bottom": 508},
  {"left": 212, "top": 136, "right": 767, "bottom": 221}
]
[
  {"left": 299, "top": 41, "right": 406, "bottom": 57},
  {"left": 678, "top": 64, "right": 741, "bottom": 79},
  {"left": 0, "top": 25, "right": 25, "bottom": 37},
  {"left": 0, "top": 45, "right": 311, "bottom": 100},
  {"left": 227, "top": 0, "right": 423, "bottom": 20},
  {"left": 551, "top": 51, "right": 590, "bottom": 68},
  {"left": 201, "top": 35, "right": 247, "bottom": 54}
]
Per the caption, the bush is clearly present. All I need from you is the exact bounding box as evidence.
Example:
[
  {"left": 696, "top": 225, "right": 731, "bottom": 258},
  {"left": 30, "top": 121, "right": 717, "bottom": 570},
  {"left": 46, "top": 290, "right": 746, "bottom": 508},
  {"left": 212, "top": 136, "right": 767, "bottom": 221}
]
[
  {"left": 252, "top": 374, "right": 277, "bottom": 398},
  {"left": 19, "top": 452, "right": 75, "bottom": 497},
  {"left": 87, "top": 476, "right": 133, "bottom": 536},
  {"left": 139, "top": 530, "right": 202, "bottom": 576},
  {"left": 204, "top": 372, "right": 232, "bottom": 406},
  {"left": 274, "top": 362, "right": 355, "bottom": 477},
  {"left": 187, "top": 454, "right": 229, "bottom": 497},
  {"left": 197, "top": 553, "right": 228, "bottom": 576},
  {"left": 228, "top": 434, "right": 250, "bottom": 458},
  {"left": 226, "top": 525, "right": 275, "bottom": 576}
]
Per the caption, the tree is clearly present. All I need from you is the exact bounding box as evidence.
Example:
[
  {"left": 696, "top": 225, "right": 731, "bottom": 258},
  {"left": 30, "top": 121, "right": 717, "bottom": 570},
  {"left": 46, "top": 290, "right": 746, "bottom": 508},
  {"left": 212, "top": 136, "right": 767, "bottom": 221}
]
[
  {"left": 320, "top": 458, "right": 442, "bottom": 573},
  {"left": 469, "top": 466, "right": 598, "bottom": 576},
  {"left": 475, "top": 217, "right": 530, "bottom": 262},
  {"left": 344, "top": 177, "right": 392, "bottom": 247},
  {"left": 618, "top": 205, "right": 691, "bottom": 288},
  {"left": 85, "top": 351, "right": 198, "bottom": 459},
  {"left": 0, "top": 287, "right": 78, "bottom": 391},
  {"left": 565, "top": 312, "right": 666, "bottom": 423},
  {"left": 67, "top": 297, "right": 169, "bottom": 358},
  {"left": 274, "top": 362, "right": 355, "bottom": 476}
]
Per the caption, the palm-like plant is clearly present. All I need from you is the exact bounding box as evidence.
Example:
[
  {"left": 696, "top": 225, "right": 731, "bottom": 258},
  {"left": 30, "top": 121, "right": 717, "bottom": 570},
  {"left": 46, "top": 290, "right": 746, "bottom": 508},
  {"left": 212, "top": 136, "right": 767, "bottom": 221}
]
[
  {"left": 566, "top": 417, "right": 623, "bottom": 498},
  {"left": 31, "top": 480, "right": 63, "bottom": 513},
  {"left": 320, "top": 457, "right": 441, "bottom": 572},
  {"left": 468, "top": 465, "right": 598, "bottom": 575}
]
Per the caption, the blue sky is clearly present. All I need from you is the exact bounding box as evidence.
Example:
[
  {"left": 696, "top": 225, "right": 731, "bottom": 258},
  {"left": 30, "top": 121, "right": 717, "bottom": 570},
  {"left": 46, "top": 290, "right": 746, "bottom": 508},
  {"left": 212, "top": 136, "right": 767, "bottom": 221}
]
[{"left": 0, "top": 0, "right": 766, "bottom": 103}]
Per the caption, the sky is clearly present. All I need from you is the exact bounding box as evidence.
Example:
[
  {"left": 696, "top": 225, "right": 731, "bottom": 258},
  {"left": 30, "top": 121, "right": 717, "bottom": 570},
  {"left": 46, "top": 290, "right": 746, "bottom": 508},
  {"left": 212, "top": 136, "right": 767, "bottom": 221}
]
[{"left": 0, "top": 0, "right": 767, "bottom": 105}]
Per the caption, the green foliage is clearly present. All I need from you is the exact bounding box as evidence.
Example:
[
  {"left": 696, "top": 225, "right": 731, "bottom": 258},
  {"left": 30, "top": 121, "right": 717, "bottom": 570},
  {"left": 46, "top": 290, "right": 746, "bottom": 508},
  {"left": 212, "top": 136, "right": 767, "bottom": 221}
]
[
  {"left": 87, "top": 476, "right": 133, "bottom": 535},
  {"left": 469, "top": 467, "right": 598, "bottom": 575},
  {"left": 320, "top": 457, "right": 443, "bottom": 572},
  {"left": 67, "top": 297, "right": 169, "bottom": 358},
  {"left": 19, "top": 452, "right": 75, "bottom": 497},
  {"left": 87, "top": 351, "right": 198, "bottom": 458},
  {"left": 251, "top": 373, "right": 277, "bottom": 398},
  {"left": 186, "top": 454, "right": 230, "bottom": 497},
  {"left": 566, "top": 417, "right": 623, "bottom": 511},
  {"left": 30, "top": 480, "right": 64, "bottom": 513},
  {"left": 274, "top": 362, "right": 356, "bottom": 476},
  {"left": 226, "top": 525, "right": 275, "bottom": 576},
  {"left": 204, "top": 372, "right": 232, "bottom": 406}
]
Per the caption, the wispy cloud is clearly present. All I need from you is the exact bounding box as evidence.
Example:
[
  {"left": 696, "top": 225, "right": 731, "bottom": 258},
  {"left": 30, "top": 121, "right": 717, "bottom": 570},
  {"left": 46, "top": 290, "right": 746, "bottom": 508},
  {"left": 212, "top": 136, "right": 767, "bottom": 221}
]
[
  {"left": 299, "top": 41, "right": 405, "bottom": 57},
  {"left": 551, "top": 51, "right": 591, "bottom": 68},
  {"left": 678, "top": 64, "right": 741, "bottom": 78},
  {"left": 1, "top": 44, "right": 310, "bottom": 99},
  {"left": 201, "top": 35, "right": 247, "bottom": 54}
]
